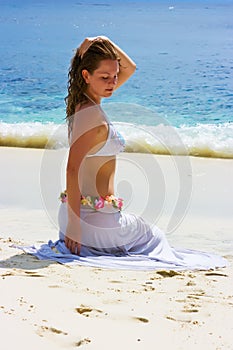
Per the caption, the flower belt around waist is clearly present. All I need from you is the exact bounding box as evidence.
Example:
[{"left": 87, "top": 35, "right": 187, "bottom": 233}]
[{"left": 59, "top": 191, "right": 123, "bottom": 211}]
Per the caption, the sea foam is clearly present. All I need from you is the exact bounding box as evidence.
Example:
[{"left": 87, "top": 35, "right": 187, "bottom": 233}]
[{"left": 0, "top": 121, "right": 233, "bottom": 159}]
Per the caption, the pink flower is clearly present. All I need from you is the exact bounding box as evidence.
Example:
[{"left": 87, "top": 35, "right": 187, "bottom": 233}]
[
  {"left": 118, "top": 199, "right": 123, "bottom": 209},
  {"left": 94, "top": 197, "right": 105, "bottom": 210},
  {"left": 59, "top": 191, "right": 67, "bottom": 203}
]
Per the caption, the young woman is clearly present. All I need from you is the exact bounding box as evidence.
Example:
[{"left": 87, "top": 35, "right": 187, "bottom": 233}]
[{"left": 58, "top": 36, "right": 226, "bottom": 270}]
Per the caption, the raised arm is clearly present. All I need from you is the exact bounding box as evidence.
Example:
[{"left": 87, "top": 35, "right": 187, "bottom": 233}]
[
  {"left": 107, "top": 38, "right": 136, "bottom": 89},
  {"left": 79, "top": 36, "right": 136, "bottom": 89}
]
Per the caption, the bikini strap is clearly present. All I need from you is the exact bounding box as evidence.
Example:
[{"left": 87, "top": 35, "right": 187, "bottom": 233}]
[
  {"left": 83, "top": 93, "right": 97, "bottom": 105},
  {"left": 84, "top": 93, "right": 110, "bottom": 124}
]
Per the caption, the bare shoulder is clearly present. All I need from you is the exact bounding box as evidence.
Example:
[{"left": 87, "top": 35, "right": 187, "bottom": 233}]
[
  {"left": 74, "top": 102, "right": 106, "bottom": 126},
  {"left": 70, "top": 103, "right": 107, "bottom": 145}
]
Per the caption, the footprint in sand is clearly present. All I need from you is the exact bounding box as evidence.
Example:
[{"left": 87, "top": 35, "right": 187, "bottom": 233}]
[
  {"left": 109, "top": 280, "right": 123, "bottom": 283},
  {"left": 36, "top": 325, "right": 91, "bottom": 348},
  {"left": 133, "top": 316, "right": 149, "bottom": 323},
  {"left": 156, "top": 270, "right": 183, "bottom": 278},
  {"left": 24, "top": 271, "right": 45, "bottom": 278},
  {"left": 1, "top": 271, "right": 15, "bottom": 278},
  {"left": 182, "top": 307, "right": 199, "bottom": 313},
  {"left": 205, "top": 272, "right": 228, "bottom": 277},
  {"left": 36, "top": 325, "right": 68, "bottom": 338},
  {"left": 75, "top": 305, "right": 103, "bottom": 318},
  {"left": 75, "top": 338, "right": 91, "bottom": 347},
  {"left": 165, "top": 315, "right": 198, "bottom": 324}
]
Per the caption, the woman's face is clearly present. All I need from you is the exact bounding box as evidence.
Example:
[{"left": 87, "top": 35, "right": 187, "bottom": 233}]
[{"left": 83, "top": 59, "right": 119, "bottom": 100}]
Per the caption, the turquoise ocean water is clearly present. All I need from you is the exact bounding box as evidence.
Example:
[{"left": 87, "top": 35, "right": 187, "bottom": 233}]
[{"left": 0, "top": 0, "right": 233, "bottom": 157}]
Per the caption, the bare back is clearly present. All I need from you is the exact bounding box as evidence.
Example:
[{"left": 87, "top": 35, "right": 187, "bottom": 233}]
[{"left": 71, "top": 102, "right": 117, "bottom": 198}]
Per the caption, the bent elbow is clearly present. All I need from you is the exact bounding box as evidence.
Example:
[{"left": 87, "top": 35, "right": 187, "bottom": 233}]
[
  {"left": 132, "top": 62, "right": 137, "bottom": 72},
  {"left": 128, "top": 62, "right": 136, "bottom": 79}
]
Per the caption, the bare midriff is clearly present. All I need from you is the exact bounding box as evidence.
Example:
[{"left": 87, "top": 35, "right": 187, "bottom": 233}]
[{"left": 79, "top": 155, "right": 116, "bottom": 198}]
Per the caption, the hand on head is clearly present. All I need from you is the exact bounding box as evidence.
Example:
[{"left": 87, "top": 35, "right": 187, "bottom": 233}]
[{"left": 79, "top": 36, "right": 109, "bottom": 59}]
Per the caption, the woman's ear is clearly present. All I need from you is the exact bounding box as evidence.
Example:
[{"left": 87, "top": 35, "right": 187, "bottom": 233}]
[{"left": 82, "top": 69, "right": 90, "bottom": 84}]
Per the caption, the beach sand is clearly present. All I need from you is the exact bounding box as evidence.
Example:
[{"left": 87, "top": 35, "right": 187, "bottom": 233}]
[{"left": 0, "top": 147, "right": 233, "bottom": 349}]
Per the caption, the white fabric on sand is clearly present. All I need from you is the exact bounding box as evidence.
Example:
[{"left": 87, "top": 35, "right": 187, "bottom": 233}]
[{"left": 16, "top": 203, "right": 227, "bottom": 271}]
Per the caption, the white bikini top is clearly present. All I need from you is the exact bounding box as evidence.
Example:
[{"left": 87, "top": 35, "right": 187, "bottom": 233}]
[
  {"left": 87, "top": 121, "right": 125, "bottom": 157},
  {"left": 82, "top": 94, "right": 125, "bottom": 157}
]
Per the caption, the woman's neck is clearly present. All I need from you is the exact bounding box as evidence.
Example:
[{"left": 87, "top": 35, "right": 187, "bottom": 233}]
[{"left": 84, "top": 92, "right": 101, "bottom": 105}]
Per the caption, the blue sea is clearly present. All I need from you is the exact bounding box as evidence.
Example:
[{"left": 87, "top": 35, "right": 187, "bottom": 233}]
[{"left": 0, "top": 0, "right": 233, "bottom": 157}]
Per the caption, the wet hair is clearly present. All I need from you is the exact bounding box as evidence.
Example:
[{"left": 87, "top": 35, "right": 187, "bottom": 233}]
[{"left": 65, "top": 38, "right": 120, "bottom": 132}]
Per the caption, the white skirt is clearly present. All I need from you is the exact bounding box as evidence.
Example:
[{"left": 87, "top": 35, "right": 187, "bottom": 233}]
[{"left": 57, "top": 202, "right": 227, "bottom": 270}]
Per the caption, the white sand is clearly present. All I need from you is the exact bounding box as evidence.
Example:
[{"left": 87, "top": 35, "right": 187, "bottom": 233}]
[{"left": 0, "top": 147, "right": 233, "bottom": 350}]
